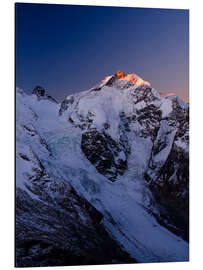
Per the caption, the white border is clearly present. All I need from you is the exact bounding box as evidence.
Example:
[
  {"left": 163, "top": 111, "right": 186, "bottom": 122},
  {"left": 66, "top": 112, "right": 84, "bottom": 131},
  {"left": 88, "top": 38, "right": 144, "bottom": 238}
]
[{"left": 1, "top": 0, "right": 203, "bottom": 269}]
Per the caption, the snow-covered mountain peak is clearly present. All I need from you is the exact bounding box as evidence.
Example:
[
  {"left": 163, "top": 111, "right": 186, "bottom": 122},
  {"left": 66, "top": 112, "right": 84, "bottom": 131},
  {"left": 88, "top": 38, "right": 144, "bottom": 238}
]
[{"left": 103, "top": 70, "right": 151, "bottom": 87}]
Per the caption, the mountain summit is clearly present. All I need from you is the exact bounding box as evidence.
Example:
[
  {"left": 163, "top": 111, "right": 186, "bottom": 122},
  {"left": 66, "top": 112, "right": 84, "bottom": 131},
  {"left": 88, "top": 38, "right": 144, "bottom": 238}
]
[{"left": 103, "top": 70, "right": 151, "bottom": 87}]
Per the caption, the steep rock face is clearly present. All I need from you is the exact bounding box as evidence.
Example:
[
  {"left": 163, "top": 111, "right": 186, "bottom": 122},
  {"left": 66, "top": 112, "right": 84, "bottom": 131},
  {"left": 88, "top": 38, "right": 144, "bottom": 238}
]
[
  {"left": 147, "top": 144, "right": 189, "bottom": 240},
  {"left": 81, "top": 128, "right": 128, "bottom": 181},
  {"left": 144, "top": 97, "right": 189, "bottom": 240}
]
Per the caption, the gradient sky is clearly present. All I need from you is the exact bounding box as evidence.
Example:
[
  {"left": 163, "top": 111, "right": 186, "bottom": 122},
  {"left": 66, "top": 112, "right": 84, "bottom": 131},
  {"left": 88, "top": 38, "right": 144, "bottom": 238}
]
[{"left": 16, "top": 3, "right": 189, "bottom": 102}]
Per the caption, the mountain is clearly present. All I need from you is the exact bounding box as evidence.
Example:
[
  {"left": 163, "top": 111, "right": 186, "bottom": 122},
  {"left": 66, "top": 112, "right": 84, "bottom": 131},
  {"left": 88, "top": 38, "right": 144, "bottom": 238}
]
[
  {"left": 32, "top": 85, "right": 58, "bottom": 103},
  {"left": 16, "top": 71, "right": 189, "bottom": 266},
  {"left": 16, "top": 87, "right": 134, "bottom": 267}
]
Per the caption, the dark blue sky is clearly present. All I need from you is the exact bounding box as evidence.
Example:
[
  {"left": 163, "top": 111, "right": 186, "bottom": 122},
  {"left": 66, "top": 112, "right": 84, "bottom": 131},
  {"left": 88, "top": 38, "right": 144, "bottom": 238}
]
[{"left": 16, "top": 3, "right": 189, "bottom": 102}]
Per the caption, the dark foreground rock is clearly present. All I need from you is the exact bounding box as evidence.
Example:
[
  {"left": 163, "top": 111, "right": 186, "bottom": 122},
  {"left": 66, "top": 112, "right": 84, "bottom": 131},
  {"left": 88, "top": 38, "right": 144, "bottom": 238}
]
[{"left": 16, "top": 183, "right": 135, "bottom": 267}]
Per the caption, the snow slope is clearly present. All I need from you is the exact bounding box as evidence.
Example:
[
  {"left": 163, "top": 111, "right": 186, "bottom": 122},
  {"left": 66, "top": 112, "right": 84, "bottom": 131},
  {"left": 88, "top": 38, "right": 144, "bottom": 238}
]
[{"left": 16, "top": 75, "right": 189, "bottom": 264}]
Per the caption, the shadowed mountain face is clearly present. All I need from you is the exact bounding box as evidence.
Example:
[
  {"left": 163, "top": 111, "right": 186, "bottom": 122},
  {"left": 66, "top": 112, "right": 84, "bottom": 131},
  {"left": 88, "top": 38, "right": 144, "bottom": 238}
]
[
  {"left": 16, "top": 72, "right": 189, "bottom": 266},
  {"left": 16, "top": 175, "right": 134, "bottom": 267}
]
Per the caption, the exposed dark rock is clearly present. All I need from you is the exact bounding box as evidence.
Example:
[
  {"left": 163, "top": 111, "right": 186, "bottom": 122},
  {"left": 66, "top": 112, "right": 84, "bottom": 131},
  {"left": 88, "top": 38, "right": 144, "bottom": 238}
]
[
  {"left": 146, "top": 144, "right": 189, "bottom": 241},
  {"left": 135, "top": 104, "right": 162, "bottom": 140},
  {"left": 104, "top": 122, "right": 110, "bottom": 130},
  {"left": 32, "top": 86, "right": 58, "bottom": 103},
  {"left": 130, "top": 86, "right": 159, "bottom": 104},
  {"left": 59, "top": 95, "right": 75, "bottom": 115},
  {"left": 144, "top": 100, "right": 189, "bottom": 241},
  {"left": 81, "top": 129, "right": 128, "bottom": 181}
]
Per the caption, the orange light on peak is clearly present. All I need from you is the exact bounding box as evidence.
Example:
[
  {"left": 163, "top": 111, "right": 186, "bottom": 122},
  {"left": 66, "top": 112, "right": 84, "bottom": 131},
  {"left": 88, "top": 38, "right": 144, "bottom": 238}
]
[
  {"left": 116, "top": 70, "right": 126, "bottom": 79},
  {"left": 103, "top": 70, "right": 151, "bottom": 87},
  {"left": 160, "top": 92, "right": 176, "bottom": 97}
]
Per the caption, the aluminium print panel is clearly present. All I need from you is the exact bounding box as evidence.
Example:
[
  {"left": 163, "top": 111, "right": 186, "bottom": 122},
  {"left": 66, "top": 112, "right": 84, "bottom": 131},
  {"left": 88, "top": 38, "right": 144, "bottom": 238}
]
[{"left": 15, "top": 3, "right": 189, "bottom": 267}]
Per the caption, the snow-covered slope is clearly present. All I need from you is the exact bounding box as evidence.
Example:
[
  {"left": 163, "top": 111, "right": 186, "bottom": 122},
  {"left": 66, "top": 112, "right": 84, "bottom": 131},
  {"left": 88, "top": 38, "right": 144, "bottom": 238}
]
[
  {"left": 16, "top": 71, "right": 189, "bottom": 266},
  {"left": 16, "top": 88, "right": 133, "bottom": 267}
]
